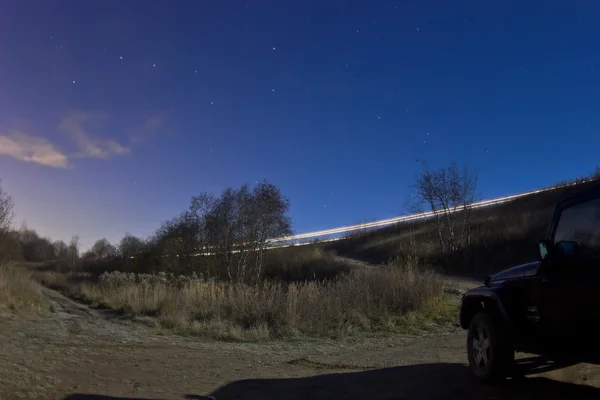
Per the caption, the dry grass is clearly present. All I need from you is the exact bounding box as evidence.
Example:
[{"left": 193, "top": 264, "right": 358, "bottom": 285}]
[
  {"left": 39, "top": 259, "right": 453, "bottom": 340},
  {"left": 0, "top": 264, "right": 47, "bottom": 314}
]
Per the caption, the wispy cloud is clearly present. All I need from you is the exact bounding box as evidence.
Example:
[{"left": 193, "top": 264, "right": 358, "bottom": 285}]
[
  {"left": 58, "top": 111, "right": 130, "bottom": 159},
  {"left": 0, "top": 112, "right": 160, "bottom": 168},
  {"left": 130, "top": 117, "right": 164, "bottom": 145},
  {"left": 0, "top": 129, "right": 69, "bottom": 168}
]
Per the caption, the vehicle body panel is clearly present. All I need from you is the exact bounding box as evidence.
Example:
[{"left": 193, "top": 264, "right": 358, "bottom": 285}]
[{"left": 460, "top": 181, "right": 600, "bottom": 358}]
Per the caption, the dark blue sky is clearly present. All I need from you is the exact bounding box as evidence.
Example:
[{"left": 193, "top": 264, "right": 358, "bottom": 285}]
[{"left": 1, "top": 0, "right": 600, "bottom": 249}]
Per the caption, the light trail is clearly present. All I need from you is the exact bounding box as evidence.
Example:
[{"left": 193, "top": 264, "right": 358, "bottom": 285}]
[
  {"left": 191, "top": 180, "right": 589, "bottom": 255},
  {"left": 268, "top": 180, "right": 587, "bottom": 244}
]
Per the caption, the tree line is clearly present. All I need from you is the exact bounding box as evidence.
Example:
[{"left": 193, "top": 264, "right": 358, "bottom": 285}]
[
  {"left": 1, "top": 162, "right": 486, "bottom": 280},
  {"left": 4, "top": 181, "right": 292, "bottom": 282}
]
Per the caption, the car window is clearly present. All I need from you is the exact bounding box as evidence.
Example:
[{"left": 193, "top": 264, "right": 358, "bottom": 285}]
[{"left": 554, "top": 197, "right": 600, "bottom": 256}]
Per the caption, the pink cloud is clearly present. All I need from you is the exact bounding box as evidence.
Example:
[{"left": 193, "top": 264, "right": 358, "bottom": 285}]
[{"left": 0, "top": 129, "right": 69, "bottom": 168}]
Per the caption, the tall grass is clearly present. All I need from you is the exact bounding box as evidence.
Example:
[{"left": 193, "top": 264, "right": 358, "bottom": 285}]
[
  {"left": 46, "top": 259, "right": 451, "bottom": 340},
  {"left": 0, "top": 265, "right": 47, "bottom": 314}
]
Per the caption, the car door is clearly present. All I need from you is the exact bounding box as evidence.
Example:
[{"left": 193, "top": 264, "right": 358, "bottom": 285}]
[{"left": 539, "top": 195, "right": 600, "bottom": 351}]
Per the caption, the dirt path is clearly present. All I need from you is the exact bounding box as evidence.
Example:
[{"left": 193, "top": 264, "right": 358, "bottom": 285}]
[{"left": 2, "top": 285, "right": 600, "bottom": 399}]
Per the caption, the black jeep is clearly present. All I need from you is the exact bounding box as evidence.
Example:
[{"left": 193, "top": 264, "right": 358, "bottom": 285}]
[{"left": 460, "top": 181, "right": 600, "bottom": 383}]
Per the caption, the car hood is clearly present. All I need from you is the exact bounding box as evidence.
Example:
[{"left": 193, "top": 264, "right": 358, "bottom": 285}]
[{"left": 488, "top": 261, "right": 540, "bottom": 284}]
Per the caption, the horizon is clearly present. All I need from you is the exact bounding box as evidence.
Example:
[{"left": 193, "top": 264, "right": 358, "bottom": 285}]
[{"left": 2, "top": 1, "right": 600, "bottom": 250}]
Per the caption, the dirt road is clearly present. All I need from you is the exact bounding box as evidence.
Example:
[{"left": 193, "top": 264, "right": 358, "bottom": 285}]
[{"left": 2, "top": 285, "right": 600, "bottom": 399}]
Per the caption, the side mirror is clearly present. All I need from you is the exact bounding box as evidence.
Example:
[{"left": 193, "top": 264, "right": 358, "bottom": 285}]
[{"left": 537, "top": 240, "right": 552, "bottom": 262}]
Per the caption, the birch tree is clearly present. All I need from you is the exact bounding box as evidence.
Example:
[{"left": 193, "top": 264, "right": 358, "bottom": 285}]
[{"left": 412, "top": 161, "right": 478, "bottom": 253}]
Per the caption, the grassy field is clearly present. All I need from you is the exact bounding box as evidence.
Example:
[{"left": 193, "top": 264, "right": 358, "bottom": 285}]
[
  {"left": 27, "top": 179, "right": 600, "bottom": 340},
  {"left": 34, "top": 257, "right": 456, "bottom": 340}
]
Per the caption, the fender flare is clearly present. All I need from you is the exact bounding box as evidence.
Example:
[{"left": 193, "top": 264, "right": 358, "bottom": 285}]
[{"left": 460, "top": 289, "right": 511, "bottom": 329}]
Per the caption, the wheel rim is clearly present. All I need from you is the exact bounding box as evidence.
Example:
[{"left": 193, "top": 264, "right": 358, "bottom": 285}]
[{"left": 472, "top": 325, "right": 491, "bottom": 370}]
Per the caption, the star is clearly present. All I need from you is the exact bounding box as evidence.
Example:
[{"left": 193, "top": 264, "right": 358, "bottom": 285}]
[
  {"left": 377, "top": 116, "right": 381, "bottom": 120},
  {"left": 195, "top": 70, "right": 198, "bottom": 74},
  {"left": 426, "top": 132, "right": 429, "bottom": 135},
  {"left": 416, "top": 28, "right": 420, "bottom": 31},
  {"left": 271, "top": 88, "right": 276, "bottom": 92},
  {"left": 356, "top": 29, "right": 359, "bottom": 33},
  {"left": 119, "top": 56, "right": 123, "bottom": 60},
  {"left": 72, "top": 80, "right": 76, "bottom": 84},
  {"left": 152, "top": 63, "right": 156, "bottom": 67},
  {"left": 272, "top": 47, "right": 276, "bottom": 51},
  {"left": 345, "top": 64, "right": 348, "bottom": 67},
  {"left": 210, "top": 101, "right": 214, "bottom": 105},
  {"left": 50, "top": 36, "right": 53, "bottom": 39}
]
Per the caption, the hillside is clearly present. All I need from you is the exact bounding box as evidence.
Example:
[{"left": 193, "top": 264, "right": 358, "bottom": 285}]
[{"left": 314, "top": 180, "right": 599, "bottom": 276}]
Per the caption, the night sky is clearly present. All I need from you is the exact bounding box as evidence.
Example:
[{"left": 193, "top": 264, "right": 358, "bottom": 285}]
[{"left": 2, "top": 1, "right": 600, "bottom": 249}]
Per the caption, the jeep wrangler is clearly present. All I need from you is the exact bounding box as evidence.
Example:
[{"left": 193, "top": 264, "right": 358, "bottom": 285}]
[{"left": 459, "top": 182, "right": 600, "bottom": 383}]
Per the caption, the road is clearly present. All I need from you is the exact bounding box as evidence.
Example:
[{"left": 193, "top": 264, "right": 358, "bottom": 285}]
[{"left": 2, "top": 283, "right": 600, "bottom": 400}]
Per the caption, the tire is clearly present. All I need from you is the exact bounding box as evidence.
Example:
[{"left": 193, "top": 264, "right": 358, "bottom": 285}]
[{"left": 467, "top": 311, "right": 514, "bottom": 384}]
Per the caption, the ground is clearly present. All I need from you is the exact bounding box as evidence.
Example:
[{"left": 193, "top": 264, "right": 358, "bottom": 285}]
[{"left": 2, "top": 279, "right": 600, "bottom": 400}]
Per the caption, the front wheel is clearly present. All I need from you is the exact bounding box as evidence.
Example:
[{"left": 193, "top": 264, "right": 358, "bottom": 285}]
[{"left": 467, "top": 312, "right": 514, "bottom": 384}]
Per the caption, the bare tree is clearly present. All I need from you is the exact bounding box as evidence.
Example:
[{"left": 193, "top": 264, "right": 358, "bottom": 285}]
[
  {"left": 412, "top": 161, "right": 478, "bottom": 253},
  {"left": 0, "top": 183, "right": 13, "bottom": 235},
  {"left": 118, "top": 233, "right": 146, "bottom": 259},
  {"left": 144, "top": 181, "right": 292, "bottom": 279},
  {"left": 53, "top": 240, "right": 69, "bottom": 259},
  {"left": 68, "top": 235, "right": 80, "bottom": 270},
  {"left": 17, "top": 229, "right": 55, "bottom": 261},
  {"left": 203, "top": 182, "right": 292, "bottom": 281},
  {"left": 90, "top": 238, "right": 117, "bottom": 259},
  {"left": 0, "top": 183, "right": 15, "bottom": 264},
  {"left": 150, "top": 211, "right": 203, "bottom": 272}
]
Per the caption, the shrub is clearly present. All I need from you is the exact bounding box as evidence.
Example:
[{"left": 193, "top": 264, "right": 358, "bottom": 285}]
[{"left": 0, "top": 265, "right": 47, "bottom": 313}]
